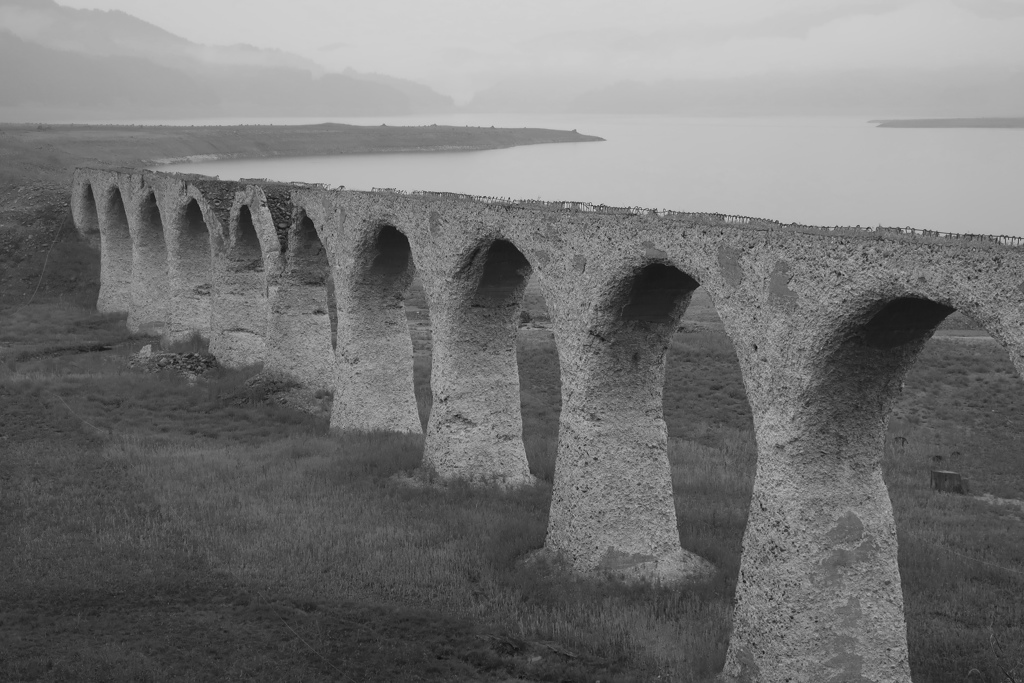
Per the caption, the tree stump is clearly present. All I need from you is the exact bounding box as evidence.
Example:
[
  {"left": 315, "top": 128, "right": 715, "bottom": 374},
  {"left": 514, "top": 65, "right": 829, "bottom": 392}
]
[{"left": 930, "top": 470, "right": 967, "bottom": 494}]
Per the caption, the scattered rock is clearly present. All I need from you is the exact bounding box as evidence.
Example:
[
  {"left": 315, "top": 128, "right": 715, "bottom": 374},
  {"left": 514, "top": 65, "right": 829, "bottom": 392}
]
[{"left": 129, "top": 349, "right": 218, "bottom": 380}]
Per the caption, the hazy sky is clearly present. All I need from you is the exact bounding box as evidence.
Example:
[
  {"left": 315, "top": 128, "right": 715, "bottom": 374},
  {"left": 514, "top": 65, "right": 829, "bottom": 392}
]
[{"left": 56, "top": 0, "right": 1024, "bottom": 101}]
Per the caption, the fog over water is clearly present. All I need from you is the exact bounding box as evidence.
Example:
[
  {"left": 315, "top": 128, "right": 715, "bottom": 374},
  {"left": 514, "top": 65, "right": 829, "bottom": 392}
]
[{"left": 157, "top": 114, "right": 1024, "bottom": 236}]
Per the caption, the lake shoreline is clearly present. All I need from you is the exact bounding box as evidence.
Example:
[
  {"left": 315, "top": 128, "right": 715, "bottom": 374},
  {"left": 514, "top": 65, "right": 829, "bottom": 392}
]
[
  {"left": 872, "top": 117, "right": 1024, "bottom": 129},
  {"left": 0, "top": 121, "right": 603, "bottom": 189}
]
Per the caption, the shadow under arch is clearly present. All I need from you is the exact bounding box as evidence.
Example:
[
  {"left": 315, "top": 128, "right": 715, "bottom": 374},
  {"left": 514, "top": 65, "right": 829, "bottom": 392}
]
[
  {"left": 545, "top": 259, "right": 719, "bottom": 579},
  {"left": 212, "top": 204, "right": 269, "bottom": 364},
  {"left": 127, "top": 188, "right": 169, "bottom": 335},
  {"left": 422, "top": 237, "right": 540, "bottom": 484},
  {"left": 166, "top": 198, "right": 214, "bottom": 342},
  {"left": 265, "top": 210, "right": 334, "bottom": 390},
  {"left": 75, "top": 182, "right": 100, "bottom": 240},
  {"left": 807, "top": 296, "right": 956, "bottom": 434},
  {"left": 330, "top": 223, "right": 422, "bottom": 435}
]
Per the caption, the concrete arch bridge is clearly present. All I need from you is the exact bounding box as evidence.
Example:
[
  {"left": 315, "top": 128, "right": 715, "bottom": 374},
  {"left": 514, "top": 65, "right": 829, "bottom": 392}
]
[{"left": 71, "top": 167, "right": 1024, "bottom": 683}]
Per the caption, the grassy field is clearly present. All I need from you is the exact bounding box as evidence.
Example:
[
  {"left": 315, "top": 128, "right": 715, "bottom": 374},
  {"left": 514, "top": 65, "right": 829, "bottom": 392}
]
[{"left": 2, "top": 278, "right": 1022, "bottom": 681}]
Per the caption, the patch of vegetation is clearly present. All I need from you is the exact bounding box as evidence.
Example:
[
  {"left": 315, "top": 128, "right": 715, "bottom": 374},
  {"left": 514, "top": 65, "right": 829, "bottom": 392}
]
[{"left": 2, "top": 297, "right": 1023, "bottom": 681}]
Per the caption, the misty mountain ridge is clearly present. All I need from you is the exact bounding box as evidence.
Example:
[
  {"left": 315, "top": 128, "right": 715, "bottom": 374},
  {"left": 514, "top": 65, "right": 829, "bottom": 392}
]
[
  {"left": 1, "top": 0, "right": 1020, "bottom": 120},
  {"left": 0, "top": 0, "right": 455, "bottom": 118},
  {"left": 464, "top": 67, "right": 1024, "bottom": 118},
  {"left": 566, "top": 69, "right": 1024, "bottom": 117}
]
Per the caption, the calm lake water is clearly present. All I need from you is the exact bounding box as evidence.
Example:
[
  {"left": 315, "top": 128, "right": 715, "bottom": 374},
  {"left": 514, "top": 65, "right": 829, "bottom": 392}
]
[{"left": 156, "top": 114, "right": 1024, "bottom": 236}]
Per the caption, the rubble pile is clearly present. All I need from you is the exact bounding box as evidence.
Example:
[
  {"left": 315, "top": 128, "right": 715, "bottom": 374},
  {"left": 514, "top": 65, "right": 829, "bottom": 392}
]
[{"left": 128, "top": 344, "right": 218, "bottom": 380}]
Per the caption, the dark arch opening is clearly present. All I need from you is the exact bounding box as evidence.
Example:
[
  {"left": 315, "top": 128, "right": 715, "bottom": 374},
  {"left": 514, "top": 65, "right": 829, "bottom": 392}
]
[
  {"left": 294, "top": 215, "right": 336, "bottom": 351},
  {"left": 371, "top": 225, "right": 411, "bottom": 277},
  {"left": 78, "top": 183, "right": 99, "bottom": 237},
  {"left": 621, "top": 263, "right": 699, "bottom": 324},
  {"left": 108, "top": 188, "right": 130, "bottom": 239},
  {"left": 228, "top": 205, "right": 264, "bottom": 275},
  {"left": 234, "top": 206, "right": 262, "bottom": 255},
  {"left": 184, "top": 199, "right": 207, "bottom": 240},
  {"left": 139, "top": 191, "right": 164, "bottom": 244},
  {"left": 810, "top": 296, "right": 959, "bottom": 433},
  {"left": 860, "top": 297, "right": 955, "bottom": 349},
  {"left": 475, "top": 239, "right": 532, "bottom": 306}
]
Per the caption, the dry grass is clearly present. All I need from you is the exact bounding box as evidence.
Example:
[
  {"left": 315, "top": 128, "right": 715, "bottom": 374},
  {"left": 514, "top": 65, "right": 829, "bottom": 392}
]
[{"left": 2, "top": 298, "right": 1023, "bottom": 681}]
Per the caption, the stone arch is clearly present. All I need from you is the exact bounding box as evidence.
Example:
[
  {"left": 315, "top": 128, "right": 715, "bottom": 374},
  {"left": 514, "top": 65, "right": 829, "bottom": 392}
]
[
  {"left": 165, "top": 197, "right": 214, "bottom": 342},
  {"left": 808, "top": 296, "right": 956, "bottom": 435},
  {"left": 209, "top": 203, "right": 270, "bottom": 366},
  {"left": 95, "top": 185, "right": 133, "bottom": 313},
  {"left": 544, "top": 259, "right": 716, "bottom": 580},
  {"left": 126, "top": 188, "right": 169, "bottom": 335},
  {"left": 422, "top": 237, "right": 537, "bottom": 484},
  {"left": 331, "top": 222, "right": 422, "bottom": 434},
  {"left": 721, "top": 289, "right": 1020, "bottom": 682},
  {"left": 265, "top": 210, "right": 334, "bottom": 389}
]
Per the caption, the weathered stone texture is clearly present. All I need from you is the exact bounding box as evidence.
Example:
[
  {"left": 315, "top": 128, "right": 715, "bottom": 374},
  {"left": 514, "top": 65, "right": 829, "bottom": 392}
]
[
  {"left": 77, "top": 168, "right": 1024, "bottom": 683},
  {"left": 293, "top": 191, "right": 421, "bottom": 433},
  {"left": 207, "top": 186, "right": 279, "bottom": 367},
  {"left": 123, "top": 173, "right": 170, "bottom": 335},
  {"left": 266, "top": 201, "right": 336, "bottom": 392},
  {"left": 72, "top": 170, "right": 132, "bottom": 313},
  {"left": 165, "top": 186, "right": 216, "bottom": 343},
  {"left": 421, "top": 238, "right": 535, "bottom": 485}
]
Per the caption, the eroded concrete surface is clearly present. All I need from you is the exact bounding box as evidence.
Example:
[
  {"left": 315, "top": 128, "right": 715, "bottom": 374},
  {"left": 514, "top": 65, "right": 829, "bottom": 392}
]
[{"left": 72, "top": 167, "right": 1024, "bottom": 683}]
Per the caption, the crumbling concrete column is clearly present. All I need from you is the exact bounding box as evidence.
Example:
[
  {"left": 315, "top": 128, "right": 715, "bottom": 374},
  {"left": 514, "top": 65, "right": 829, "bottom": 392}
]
[
  {"left": 124, "top": 178, "right": 169, "bottom": 335},
  {"left": 264, "top": 210, "right": 335, "bottom": 390},
  {"left": 421, "top": 239, "right": 535, "bottom": 485},
  {"left": 717, "top": 296, "right": 954, "bottom": 683},
  {"left": 208, "top": 189, "right": 283, "bottom": 367},
  {"left": 70, "top": 172, "right": 101, "bottom": 250},
  {"left": 544, "top": 262, "right": 715, "bottom": 581},
  {"left": 72, "top": 172, "right": 133, "bottom": 313},
  {"left": 331, "top": 223, "right": 421, "bottom": 433},
  {"left": 164, "top": 193, "right": 216, "bottom": 343},
  {"left": 94, "top": 185, "right": 134, "bottom": 314}
]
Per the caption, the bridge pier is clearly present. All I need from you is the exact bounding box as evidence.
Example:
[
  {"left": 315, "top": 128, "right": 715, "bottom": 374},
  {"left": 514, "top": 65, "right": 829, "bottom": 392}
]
[
  {"left": 73, "top": 170, "right": 1024, "bottom": 682},
  {"left": 208, "top": 191, "right": 279, "bottom": 368},
  {"left": 72, "top": 171, "right": 133, "bottom": 314},
  {"left": 94, "top": 184, "right": 134, "bottom": 314},
  {"left": 330, "top": 223, "right": 421, "bottom": 434},
  {"left": 422, "top": 239, "right": 534, "bottom": 486},
  {"left": 263, "top": 210, "right": 335, "bottom": 390},
  {"left": 718, "top": 297, "right": 954, "bottom": 682},
  {"left": 164, "top": 191, "right": 216, "bottom": 343},
  {"left": 544, "top": 263, "right": 715, "bottom": 581},
  {"left": 125, "top": 178, "right": 169, "bottom": 336}
]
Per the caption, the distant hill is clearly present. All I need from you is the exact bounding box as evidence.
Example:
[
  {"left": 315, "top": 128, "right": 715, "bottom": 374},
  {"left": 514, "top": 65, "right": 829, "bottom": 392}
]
[
  {"left": 463, "top": 67, "right": 1024, "bottom": 118},
  {"left": 873, "top": 118, "right": 1024, "bottom": 128},
  {"left": 0, "top": 0, "right": 455, "bottom": 120},
  {"left": 567, "top": 69, "right": 1024, "bottom": 117}
]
